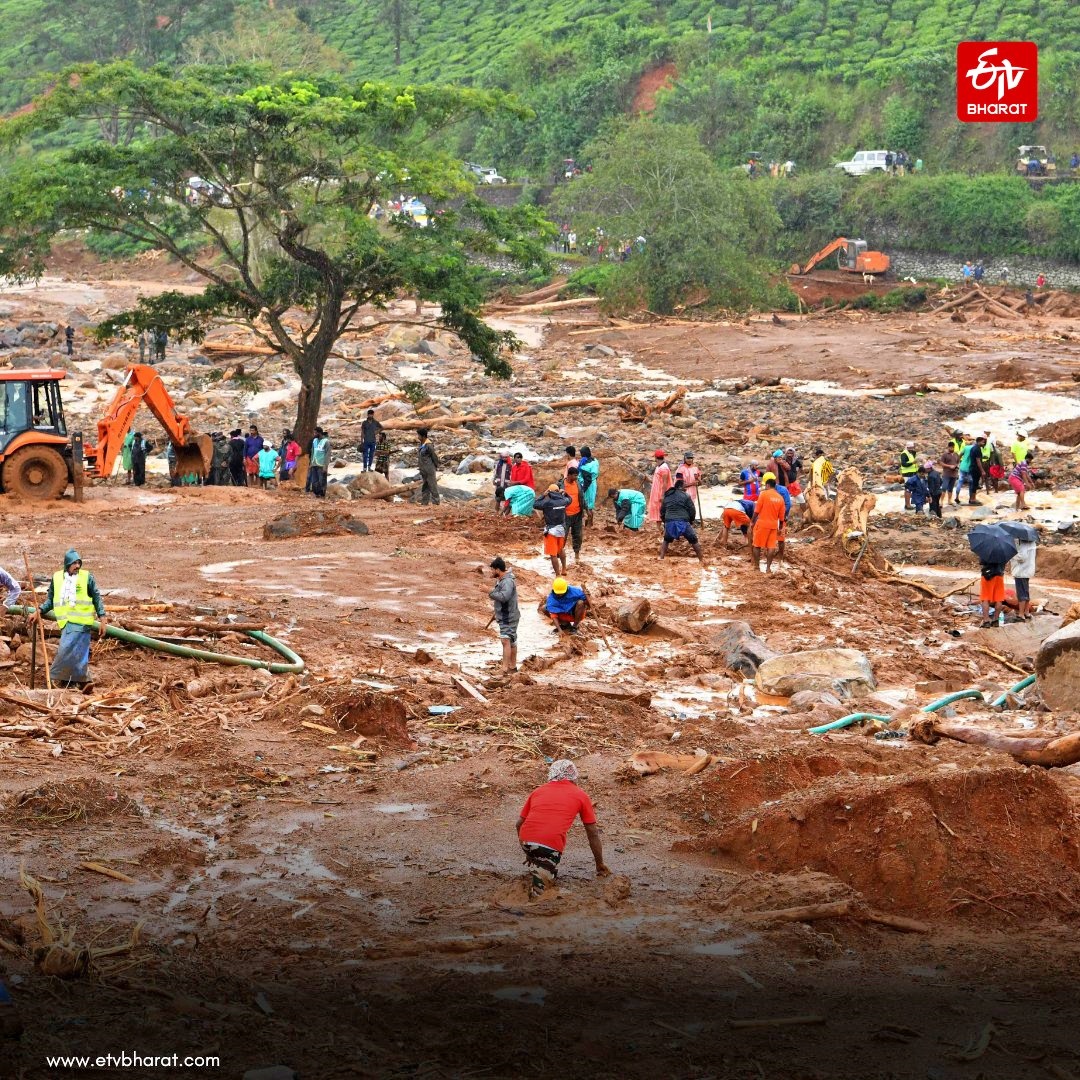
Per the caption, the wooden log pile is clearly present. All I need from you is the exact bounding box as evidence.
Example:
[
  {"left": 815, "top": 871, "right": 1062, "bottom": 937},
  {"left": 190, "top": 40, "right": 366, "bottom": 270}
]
[
  {"left": 539, "top": 386, "right": 686, "bottom": 424},
  {"left": 930, "top": 286, "right": 1080, "bottom": 322}
]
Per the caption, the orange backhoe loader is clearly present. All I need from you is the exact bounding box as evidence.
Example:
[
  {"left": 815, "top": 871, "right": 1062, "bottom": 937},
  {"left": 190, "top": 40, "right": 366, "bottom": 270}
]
[
  {"left": 0, "top": 364, "right": 211, "bottom": 500},
  {"left": 789, "top": 237, "right": 890, "bottom": 276}
]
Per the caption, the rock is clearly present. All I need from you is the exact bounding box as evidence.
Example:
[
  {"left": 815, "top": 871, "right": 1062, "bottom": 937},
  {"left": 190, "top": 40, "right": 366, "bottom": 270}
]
[
  {"left": 1035, "top": 619, "right": 1080, "bottom": 711},
  {"left": 585, "top": 343, "right": 616, "bottom": 357},
  {"left": 385, "top": 325, "right": 426, "bottom": 348},
  {"left": 969, "top": 506, "right": 998, "bottom": 520},
  {"left": 455, "top": 454, "right": 494, "bottom": 475},
  {"left": 348, "top": 472, "right": 391, "bottom": 495},
  {"left": 787, "top": 689, "right": 843, "bottom": 712},
  {"left": 0, "top": 640, "right": 10, "bottom": 661},
  {"left": 100, "top": 354, "right": 129, "bottom": 371},
  {"left": 755, "top": 648, "right": 875, "bottom": 700},
  {"left": 301, "top": 703, "right": 326, "bottom": 717},
  {"left": 417, "top": 337, "right": 450, "bottom": 357},
  {"left": 373, "top": 400, "right": 412, "bottom": 421},
  {"left": 708, "top": 621, "right": 777, "bottom": 677},
  {"left": 325, "top": 483, "right": 352, "bottom": 500},
  {"left": 262, "top": 509, "right": 370, "bottom": 540},
  {"left": 14, "top": 643, "right": 33, "bottom": 662},
  {"left": 504, "top": 418, "right": 531, "bottom": 433},
  {"left": 524, "top": 404, "right": 554, "bottom": 415}
]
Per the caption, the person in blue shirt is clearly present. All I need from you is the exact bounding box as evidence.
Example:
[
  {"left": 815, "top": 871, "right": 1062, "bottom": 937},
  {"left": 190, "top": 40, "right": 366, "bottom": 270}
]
[
  {"left": 543, "top": 577, "right": 589, "bottom": 634},
  {"left": 905, "top": 466, "right": 929, "bottom": 514}
]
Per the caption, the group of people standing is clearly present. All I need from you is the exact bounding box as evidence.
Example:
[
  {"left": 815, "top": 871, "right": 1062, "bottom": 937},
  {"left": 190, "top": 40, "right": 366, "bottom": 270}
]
[{"left": 909, "top": 428, "right": 1036, "bottom": 515}]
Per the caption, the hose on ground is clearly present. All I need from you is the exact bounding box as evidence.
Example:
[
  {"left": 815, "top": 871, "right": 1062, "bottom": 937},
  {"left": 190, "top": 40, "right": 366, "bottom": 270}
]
[
  {"left": 808, "top": 688, "right": 990, "bottom": 735},
  {"left": 990, "top": 673, "right": 1036, "bottom": 710},
  {"left": 6, "top": 606, "right": 304, "bottom": 675}
]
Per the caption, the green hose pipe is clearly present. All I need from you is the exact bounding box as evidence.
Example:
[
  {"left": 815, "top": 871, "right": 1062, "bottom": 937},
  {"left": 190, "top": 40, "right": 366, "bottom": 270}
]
[
  {"left": 808, "top": 712, "right": 891, "bottom": 735},
  {"left": 6, "top": 606, "right": 304, "bottom": 675},
  {"left": 921, "top": 688, "right": 983, "bottom": 713},
  {"left": 991, "top": 674, "right": 1036, "bottom": 710}
]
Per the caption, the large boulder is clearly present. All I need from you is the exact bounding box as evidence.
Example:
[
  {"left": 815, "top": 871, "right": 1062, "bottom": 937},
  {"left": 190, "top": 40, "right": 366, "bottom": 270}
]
[
  {"left": 1035, "top": 620, "right": 1080, "bottom": 711},
  {"left": 707, "top": 621, "right": 776, "bottom": 678},
  {"left": 755, "top": 648, "right": 875, "bottom": 700},
  {"left": 263, "top": 509, "right": 369, "bottom": 541},
  {"left": 348, "top": 472, "right": 391, "bottom": 495}
]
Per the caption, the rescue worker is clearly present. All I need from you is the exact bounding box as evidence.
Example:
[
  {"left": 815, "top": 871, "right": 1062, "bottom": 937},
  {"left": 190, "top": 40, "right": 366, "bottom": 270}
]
[
  {"left": 417, "top": 428, "right": 440, "bottom": 506},
  {"left": 563, "top": 466, "right": 585, "bottom": 563},
  {"left": 899, "top": 441, "right": 918, "bottom": 509},
  {"left": 659, "top": 478, "right": 704, "bottom": 564},
  {"left": 543, "top": 577, "right": 589, "bottom": 633},
  {"left": 30, "top": 549, "right": 107, "bottom": 688},
  {"left": 488, "top": 557, "right": 519, "bottom": 675},
  {"left": 534, "top": 485, "right": 571, "bottom": 575},
  {"left": 751, "top": 474, "right": 787, "bottom": 573},
  {"left": 609, "top": 487, "right": 646, "bottom": 531},
  {"left": 721, "top": 500, "right": 755, "bottom": 546}
]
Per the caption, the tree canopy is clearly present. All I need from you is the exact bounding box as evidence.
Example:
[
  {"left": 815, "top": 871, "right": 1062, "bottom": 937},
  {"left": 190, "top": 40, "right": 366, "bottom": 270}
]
[
  {"left": 0, "top": 61, "right": 551, "bottom": 445},
  {"left": 552, "top": 121, "right": 785, "bottom": 313}
]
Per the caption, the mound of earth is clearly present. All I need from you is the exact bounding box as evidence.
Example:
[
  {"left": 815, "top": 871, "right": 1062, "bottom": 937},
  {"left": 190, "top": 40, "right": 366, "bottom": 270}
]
[
  {"left": 1032, "top": 416, "right": 1080, "bottom": 446},
  {"left": 685, "top": 764, "right": 1080, "bottom": 920},
  {"left": 269, "top": 687, "right": 412, "bottom": 745},
  {"left": 5, "top": 777, "right": 140, "bottom": 825},
  {"left": 263, "top": 508, "right": 370, "bottom": 540}
]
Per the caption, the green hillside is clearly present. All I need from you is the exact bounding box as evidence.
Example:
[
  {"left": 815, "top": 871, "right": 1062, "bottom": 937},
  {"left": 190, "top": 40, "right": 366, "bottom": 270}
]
[{"left": 3, "top": 0, "right": 1080, "bottom": 182}]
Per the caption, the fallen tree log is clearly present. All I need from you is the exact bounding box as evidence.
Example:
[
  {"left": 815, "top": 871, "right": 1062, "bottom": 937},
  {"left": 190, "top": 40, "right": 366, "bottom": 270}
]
[
  {"left": 739, "top": 898, "right": 929, "bottom": 933},
  {"left": 352, "top": 393, "right": 406, "bottom": 411},
  {"left": 550, "top": 395, "right": 633, "bottom": 410},
  {"left": 708, "top": 621, "right": 776, "bottom": 677},
  {"left": 378, "top": 414, "right": 485, "bottom": 432},
  {"left": 487, "top": 296, "right": 598, "bottom": 315},
  {"left": 908, "top": 718, "right": 1080, "bottom": 768},
  {"left": 616, "top": 599, "right": 654, "bottom": 634}
]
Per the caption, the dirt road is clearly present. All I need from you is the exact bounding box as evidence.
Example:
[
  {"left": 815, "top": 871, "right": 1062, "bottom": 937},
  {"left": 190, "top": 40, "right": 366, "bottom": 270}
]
[{"left": 2, "top": 261, "right": 1080, "bottom": 1078}]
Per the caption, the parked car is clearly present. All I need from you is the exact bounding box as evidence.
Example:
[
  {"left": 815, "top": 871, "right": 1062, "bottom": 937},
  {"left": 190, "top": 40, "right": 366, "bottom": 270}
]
[
  {"left": 465, "top": 163, "right": 507, "bottom": 184},
  {"left": 834, "top": 150, "right": 889, "bottom": 176}
]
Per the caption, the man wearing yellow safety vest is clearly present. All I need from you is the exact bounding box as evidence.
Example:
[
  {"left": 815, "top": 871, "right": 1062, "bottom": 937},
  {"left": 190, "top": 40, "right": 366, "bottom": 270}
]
[
  {"left": 30, "top": 549, "right": 107, "bottom": 688},
  {"left": 899, "top": 441, "right": 918, "bottom": 509}
]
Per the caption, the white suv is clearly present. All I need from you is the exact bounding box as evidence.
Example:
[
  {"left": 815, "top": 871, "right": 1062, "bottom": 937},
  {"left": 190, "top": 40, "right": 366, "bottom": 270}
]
[{"left": 835, "top": 150, "right": 889, "bottom": 176}]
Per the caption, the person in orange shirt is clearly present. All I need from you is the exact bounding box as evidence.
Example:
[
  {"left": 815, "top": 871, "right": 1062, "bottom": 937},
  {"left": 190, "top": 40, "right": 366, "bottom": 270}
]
[
  {"left": 751, "top": 473, "right": 786, "bottom": 573},
  {"left": 563, "top": 466, "right": 585, "bottom": 563}
]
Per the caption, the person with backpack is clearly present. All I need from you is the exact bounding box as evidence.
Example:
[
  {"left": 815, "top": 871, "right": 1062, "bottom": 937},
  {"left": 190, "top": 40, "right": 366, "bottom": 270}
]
[{"left": 534, "top": 484, "right": 571, "bottom": 575}]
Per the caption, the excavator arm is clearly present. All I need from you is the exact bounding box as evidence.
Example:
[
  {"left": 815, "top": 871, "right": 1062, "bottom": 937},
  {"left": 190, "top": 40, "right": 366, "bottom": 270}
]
[
  {"left": 790, "top": 237, "right": 849, "bottom": 275},
  {"left": 85, "top": 365, "right": 212, "bottom": 479}
]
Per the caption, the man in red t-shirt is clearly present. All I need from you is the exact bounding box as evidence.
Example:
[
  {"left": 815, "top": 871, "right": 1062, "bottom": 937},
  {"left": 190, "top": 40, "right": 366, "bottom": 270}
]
[{"left": 516, "top": 759, "right": 609, "bottom": 896}]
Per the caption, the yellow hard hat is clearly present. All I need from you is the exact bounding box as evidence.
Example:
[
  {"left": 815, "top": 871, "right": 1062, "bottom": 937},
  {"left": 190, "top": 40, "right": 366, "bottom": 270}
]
[
  {"left": 762, "top": 471, "right": 777, "bottom": 483},
  {"left": 552, "top": 577, "right": 568, "bottom": 594}
]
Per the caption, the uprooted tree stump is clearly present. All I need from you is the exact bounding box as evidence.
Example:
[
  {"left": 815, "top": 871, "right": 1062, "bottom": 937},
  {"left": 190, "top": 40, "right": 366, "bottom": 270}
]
[
  {"left": 909, "top": 717, "right": 1080, "bottom": 768},
  {"left": 708, "top": 621, "right": 776, "bottom": 677}
]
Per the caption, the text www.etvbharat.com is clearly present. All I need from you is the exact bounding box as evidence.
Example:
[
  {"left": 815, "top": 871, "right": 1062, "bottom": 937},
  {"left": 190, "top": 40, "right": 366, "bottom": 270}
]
[{"left": 45, "top": 1053, "right": 220, "bottom": 1069}]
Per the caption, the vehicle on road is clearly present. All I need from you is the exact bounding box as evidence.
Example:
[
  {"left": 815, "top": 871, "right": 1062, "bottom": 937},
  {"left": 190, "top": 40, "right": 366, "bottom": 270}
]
[{"left": 835, "top": 150, "right": 889, "bottom": 176}]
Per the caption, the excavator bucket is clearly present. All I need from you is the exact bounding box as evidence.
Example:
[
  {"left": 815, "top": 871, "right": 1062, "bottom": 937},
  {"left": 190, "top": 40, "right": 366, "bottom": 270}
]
[{"left": 174, "top": 433, "right": 213, "bottom": 479}]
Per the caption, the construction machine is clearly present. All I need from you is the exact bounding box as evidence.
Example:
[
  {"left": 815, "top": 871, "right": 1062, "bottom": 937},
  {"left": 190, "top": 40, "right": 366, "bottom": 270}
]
[
  {"left": 0, "top": 364, "right": 212, "bottom": 500},
  {"left": 1017, "top": 145, "right": 1055, "bottom": 178},
  {"left": 789, "top": 237, "right": 890, "bottom": 276}
]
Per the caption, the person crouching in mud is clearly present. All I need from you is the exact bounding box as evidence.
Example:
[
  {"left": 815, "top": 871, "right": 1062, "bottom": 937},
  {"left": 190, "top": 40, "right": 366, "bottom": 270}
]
[{"left": 515, "top": 760, "right": 609, "bottom": 897}]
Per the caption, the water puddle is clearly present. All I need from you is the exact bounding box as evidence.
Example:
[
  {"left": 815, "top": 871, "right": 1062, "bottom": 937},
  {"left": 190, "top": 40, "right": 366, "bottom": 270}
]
[
  {"left": 374, "top": 802, "right": 431, "bottom": 820},
  {"left": 689, "top": 933, "right": 759, "bottom": 957}
]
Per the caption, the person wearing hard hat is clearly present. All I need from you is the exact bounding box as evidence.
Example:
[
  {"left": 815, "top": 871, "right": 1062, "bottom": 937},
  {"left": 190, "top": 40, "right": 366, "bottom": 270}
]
[
  {"left": 542, "top": 577, "right": 589, "bottom": 634},
  {"left": 751, "top": 474, "right": 786, "bottom": 573},
  {"left": 29, "top": 549, "right": 108, "bottom": 688},
  {"left": 899, "top": 441, "right": 918, "bottom": 509}
]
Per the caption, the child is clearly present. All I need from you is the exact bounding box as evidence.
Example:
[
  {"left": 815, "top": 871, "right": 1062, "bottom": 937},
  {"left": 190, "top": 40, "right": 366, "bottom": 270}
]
[
  {"left": 1010, "top": 538, "right": 1037, "bottom": 621},
  {"left": 284, "top": 435, "right": 302, "bottom": 479},
  {"left": 980, "top": 561, "right": 1007, "bottom": 627},
  {"left": 905, "top": 466, "right": 929, "bottom": 514}
]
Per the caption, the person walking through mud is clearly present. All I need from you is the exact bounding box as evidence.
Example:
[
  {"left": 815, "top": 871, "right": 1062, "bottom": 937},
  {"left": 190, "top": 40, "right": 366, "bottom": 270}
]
[
  {"left": 751, "top": 473, "right": 786, "bottom": 573},
  {"left": 577, "top": 446, "right": 599, "bottom": 527},
  {"left": 535, "top": 484, "right": 571, "bottom": 575},
  {"left": 647, "top": 450, "right": 672, "bottom": 533},
  {"left": 563, "top": 466, "right": 585, "bottom": 563},
  {"left": 516, "top": 760, "right": 610, "bottom": 898},
  {"left": 30, "top": 549, "right": 107, "bottom": 689}
]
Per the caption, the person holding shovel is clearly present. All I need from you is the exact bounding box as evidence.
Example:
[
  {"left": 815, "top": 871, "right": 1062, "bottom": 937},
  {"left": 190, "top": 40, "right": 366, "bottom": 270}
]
[{"left": 29, "top": 549, "right": 107, "bottom": 688}]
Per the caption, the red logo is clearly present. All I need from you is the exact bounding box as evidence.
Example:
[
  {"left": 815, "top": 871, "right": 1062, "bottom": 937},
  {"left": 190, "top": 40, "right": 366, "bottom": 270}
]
[{"left": 957, "top": 42, "right": 1037, "bottom": 122}]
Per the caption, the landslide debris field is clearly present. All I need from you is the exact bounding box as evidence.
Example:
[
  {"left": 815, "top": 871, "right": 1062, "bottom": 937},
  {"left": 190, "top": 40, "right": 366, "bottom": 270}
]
[{"left": 3, "top": 264, "right": 1080, "bottom": 1078}]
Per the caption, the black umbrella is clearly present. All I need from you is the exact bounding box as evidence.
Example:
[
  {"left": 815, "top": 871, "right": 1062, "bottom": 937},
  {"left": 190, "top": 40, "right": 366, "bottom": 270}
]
[
  {"left": 968, "top": 524, "right": 1018, "bottom": 564},
  {"left": 997, "top": 521, "right": 1039, "bottom": 544}
]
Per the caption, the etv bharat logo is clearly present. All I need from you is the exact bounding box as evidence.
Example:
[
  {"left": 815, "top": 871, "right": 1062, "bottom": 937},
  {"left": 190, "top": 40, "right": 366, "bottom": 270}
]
[{"left": 957, "top": 42, "right": 1038, "bottom": 122}]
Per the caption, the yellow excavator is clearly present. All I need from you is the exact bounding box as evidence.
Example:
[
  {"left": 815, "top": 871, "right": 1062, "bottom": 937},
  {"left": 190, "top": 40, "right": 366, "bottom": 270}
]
[{"left": 0, "top": 364, "right": 211, "bottom": 499}]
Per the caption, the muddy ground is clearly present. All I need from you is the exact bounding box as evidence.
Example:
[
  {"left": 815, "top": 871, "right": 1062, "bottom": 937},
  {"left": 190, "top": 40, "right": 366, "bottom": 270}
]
[{"left": 2, "top": 256, "right": 1080, "bottom": 1079}]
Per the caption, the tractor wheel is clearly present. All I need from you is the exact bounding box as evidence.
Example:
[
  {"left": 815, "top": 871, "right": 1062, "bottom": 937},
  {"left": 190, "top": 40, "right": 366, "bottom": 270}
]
[{"left": 1, "top": 446, "right": 70, "bottom": 500}]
